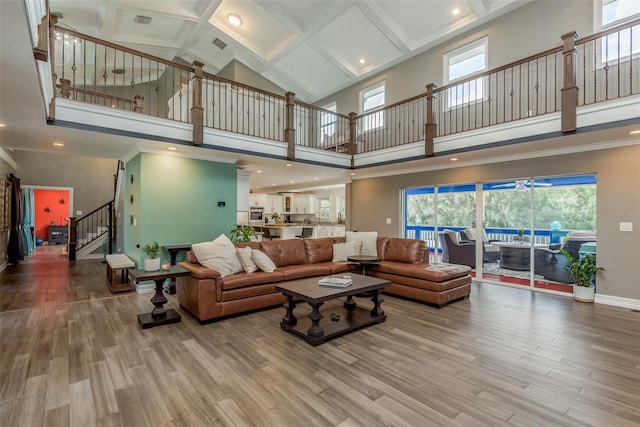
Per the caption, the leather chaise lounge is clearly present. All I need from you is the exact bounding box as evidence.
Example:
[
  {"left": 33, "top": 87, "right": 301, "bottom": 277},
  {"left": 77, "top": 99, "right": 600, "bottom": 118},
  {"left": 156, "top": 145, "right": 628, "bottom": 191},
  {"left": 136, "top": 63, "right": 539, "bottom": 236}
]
[{"left": 177, "top": 236, "right": 472, "bottom": 323}]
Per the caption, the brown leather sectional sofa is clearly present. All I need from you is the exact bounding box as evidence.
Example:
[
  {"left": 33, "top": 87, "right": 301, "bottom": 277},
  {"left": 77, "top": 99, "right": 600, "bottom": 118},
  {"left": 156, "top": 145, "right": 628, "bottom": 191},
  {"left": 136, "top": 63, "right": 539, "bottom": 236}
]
[{"left": 177, "top": 236, "right": 472, "bottom": 323}]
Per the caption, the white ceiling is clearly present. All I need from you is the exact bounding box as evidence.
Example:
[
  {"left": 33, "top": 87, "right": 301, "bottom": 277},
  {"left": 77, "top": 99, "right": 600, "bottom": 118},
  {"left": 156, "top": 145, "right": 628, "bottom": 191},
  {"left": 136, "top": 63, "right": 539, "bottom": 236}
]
[{"left": 48, "top": 0, "right": 531, "bottom": 103}]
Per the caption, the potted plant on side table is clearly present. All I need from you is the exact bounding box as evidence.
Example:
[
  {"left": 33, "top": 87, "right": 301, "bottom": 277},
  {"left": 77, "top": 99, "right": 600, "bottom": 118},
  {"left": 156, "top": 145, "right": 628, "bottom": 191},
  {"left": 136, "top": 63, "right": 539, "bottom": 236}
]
[
  {"left": 562, "top": 249, "right": 605, "bottom": 302},
  {"left": 230, "top": 225, "right": 258, "bottom": 243},
  {"left": 142, "top": 241, "right": 161, "bottom": 271}
]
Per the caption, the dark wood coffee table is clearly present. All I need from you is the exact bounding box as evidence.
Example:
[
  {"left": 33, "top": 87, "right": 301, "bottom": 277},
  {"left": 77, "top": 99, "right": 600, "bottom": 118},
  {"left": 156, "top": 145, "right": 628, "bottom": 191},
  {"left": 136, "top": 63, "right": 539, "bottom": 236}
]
[
  {"left": 276, "top": 274, "right": 390, "bottom": 346},
  {"left": 128, "top": 266, "right": 189, "bottom": 329}
]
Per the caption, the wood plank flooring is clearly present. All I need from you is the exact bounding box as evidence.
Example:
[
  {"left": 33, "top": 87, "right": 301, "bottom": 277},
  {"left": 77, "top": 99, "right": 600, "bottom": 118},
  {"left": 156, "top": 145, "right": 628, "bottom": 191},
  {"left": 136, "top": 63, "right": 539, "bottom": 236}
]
[{"left": 1, "top": 246, "right": 639, "bottom": 426}]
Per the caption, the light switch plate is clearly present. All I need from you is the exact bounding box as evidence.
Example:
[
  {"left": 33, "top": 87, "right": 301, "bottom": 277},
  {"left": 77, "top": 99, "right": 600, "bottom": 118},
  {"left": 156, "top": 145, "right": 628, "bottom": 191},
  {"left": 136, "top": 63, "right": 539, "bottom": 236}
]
[
  {"left": 620, "top": 222, "right": 633, "bottom": 232},
  {"left": 76, "top": 210, "right": 82, "bottom": 216},
  {"left": 386, "top": 218, "right": 391, "bottom": 224}
]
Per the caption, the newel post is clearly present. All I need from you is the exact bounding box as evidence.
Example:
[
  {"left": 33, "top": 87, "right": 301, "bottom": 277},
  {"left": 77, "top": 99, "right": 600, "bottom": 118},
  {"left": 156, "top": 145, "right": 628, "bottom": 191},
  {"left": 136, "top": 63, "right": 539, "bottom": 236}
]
[
  {"left": 348, "top": 112, "right": 358, "bottom": 162},
  {"left": 33, "top": 14, "right": 49, "bottom": 61},
  {"left": 68, "top": 217, "right": 77, "bottom": 261},
  {"left": 285, "top": 92, "right": 296, "bottom": 160},
  {"left": 48, "top": 12, "right": 59, "bottom": 122},
  {"left": 191, "top": 61, "right": 204, "bottom": 146},
  {"left": 424, "top": 83, "right": 437, "bottom": 157},
  {"left": 561, "top": 31, "right": 579, "bottom": 133}
]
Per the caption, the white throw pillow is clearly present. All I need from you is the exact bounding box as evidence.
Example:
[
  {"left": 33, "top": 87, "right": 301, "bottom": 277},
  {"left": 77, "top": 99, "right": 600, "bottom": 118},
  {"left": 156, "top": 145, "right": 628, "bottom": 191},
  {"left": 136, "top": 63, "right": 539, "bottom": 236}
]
[
  {"left": 192, "top": 237, "right": 242, "bottom": 277},
  {"left": 236, "top": 246, "right": 258, "bottom": 273},
  {"left": 346, "top": 231, "right": 378, "bottom": 256},
  {"left": 332, "top": 241, "right": 362, "bottom": 262},
  {"left": 251, "top": 249, "right": 277, "bottom": 273},
  {"left": 211, "top": 234, "right": 243, "bottom": 274}
]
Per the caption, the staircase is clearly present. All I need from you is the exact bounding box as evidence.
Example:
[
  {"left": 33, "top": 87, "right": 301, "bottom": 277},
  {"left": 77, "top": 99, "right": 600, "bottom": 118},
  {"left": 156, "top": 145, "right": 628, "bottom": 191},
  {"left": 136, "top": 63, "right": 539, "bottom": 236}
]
[{"left": 68, "top": 161, "right": 124, "bottom": 261}]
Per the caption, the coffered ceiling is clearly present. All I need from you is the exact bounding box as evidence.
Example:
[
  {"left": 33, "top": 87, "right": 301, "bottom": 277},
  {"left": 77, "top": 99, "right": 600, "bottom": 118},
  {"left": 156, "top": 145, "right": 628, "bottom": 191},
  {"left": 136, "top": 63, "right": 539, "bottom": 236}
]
[{"left": 49, "top": 0, "right": 531, "bottom": 102}]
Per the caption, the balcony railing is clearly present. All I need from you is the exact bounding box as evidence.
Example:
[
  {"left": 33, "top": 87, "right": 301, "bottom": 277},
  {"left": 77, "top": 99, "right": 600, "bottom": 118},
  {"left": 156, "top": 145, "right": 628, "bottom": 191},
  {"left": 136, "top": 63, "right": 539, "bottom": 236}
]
[{"left": 46, "top": 18, "right": 639, "bottom": 158}]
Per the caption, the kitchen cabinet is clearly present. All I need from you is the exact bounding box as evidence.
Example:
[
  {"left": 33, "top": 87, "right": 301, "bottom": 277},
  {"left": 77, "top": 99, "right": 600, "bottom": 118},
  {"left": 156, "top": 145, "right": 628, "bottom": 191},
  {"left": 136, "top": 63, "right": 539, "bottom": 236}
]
[
  {"left": 250, "top": 194, "right": 266, "bottom": 207},
  {"left": 289, "top": 195, "right": 317, "bottom": 214},
  {"left": 237, "top": 170, "right": 251, "bottom": 212},
  {"left": 265, "top": 195, "right": 283, "bottom": 214}
]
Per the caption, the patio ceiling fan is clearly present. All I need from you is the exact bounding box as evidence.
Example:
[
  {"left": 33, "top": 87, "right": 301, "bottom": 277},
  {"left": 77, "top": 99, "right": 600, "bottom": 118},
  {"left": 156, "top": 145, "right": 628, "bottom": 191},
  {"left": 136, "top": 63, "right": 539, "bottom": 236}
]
[{"left": 493, "top": 180, "right": 552, "bottom": 191}]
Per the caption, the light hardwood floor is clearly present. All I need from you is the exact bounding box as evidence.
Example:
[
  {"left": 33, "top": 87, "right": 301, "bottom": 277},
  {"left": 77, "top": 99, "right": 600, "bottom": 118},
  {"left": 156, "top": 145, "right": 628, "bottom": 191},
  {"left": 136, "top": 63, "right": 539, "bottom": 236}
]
[{"left": 1, "top": 245, "right": 639, "bottom": 426}]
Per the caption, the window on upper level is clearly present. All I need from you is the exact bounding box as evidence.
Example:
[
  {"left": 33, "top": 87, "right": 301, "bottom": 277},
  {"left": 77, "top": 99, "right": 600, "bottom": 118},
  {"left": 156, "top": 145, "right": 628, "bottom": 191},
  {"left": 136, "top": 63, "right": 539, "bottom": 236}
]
[
  {"left": 318, "top": 197, "right": 330, "bottom": 219},
  {"left": 597, "top": 0, "right": 640, "bottom": 62},
  {"left": 360, "top": 81, "right": 385, "bottom": 132},
  {"left": 444, "top": 37, "right": 487, "bottom": 109},
  {"left": 320, "top": 102, "right": 337, "bottom": 139}
]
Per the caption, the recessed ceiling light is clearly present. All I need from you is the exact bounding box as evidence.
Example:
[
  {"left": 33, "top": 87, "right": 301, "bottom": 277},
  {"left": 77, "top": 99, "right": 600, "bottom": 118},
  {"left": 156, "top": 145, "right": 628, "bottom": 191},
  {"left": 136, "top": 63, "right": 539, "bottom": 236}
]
[
  {"left": 359, "top": 59, "right": 365, "bottom": 64},
  {"left": 272, "top": 183, "right": 276, "bottom": 186},
  {"left": 290, "top": 181, "right": 295, "bottom": 184},
  {"left": 256, "top": 170, "right": 262, "bottom": 173},
  {"left": 53, "top": 142, "right": 64, "bottom": 147},
  {"left": 630, "top": 130, "right": 640, "bottom": 135},
  {"left": 227, "top": 13, "right": 242, "bottom": 27},
  {"left": 285, "top": 163, "right": 292, "bottom": 167},
  {"left": 0, "top": 123, "right": 5, "bottom": 128},
  {"left": 450, "top": 157, "right": 458, "bottom": 161},
  {"left": 350, "top": 172, "right": 356, "bottom": 176},
  {"left": 452, "top": 8, "right": 460, "bottom": 16},
  {"left": 167, "top": 146, "right": 176, "bottom": 151},
  {"left": 313, "top": 177, "right": 318, "bottom": 180}
]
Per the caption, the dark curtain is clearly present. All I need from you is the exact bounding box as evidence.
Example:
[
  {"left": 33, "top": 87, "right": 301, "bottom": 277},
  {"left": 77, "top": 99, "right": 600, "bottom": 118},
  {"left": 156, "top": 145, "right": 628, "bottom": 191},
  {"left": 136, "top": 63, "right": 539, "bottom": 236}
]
[{"left": 7, "top": 173, "right": 23, "bottom": 264}]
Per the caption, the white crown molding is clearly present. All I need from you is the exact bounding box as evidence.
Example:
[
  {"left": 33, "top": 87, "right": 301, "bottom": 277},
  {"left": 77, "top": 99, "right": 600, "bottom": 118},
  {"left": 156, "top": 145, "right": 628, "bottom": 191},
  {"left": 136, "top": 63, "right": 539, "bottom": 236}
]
[{"left": 0, "top": 148, "right": 18, "bottom": 170}]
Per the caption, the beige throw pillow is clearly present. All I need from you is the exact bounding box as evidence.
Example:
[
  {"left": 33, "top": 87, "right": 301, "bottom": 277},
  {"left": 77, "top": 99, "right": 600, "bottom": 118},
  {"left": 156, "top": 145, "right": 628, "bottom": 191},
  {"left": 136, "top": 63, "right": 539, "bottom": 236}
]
[
  {"left": 251, "top": 249, "right": 277, "bottom": 273},
  {"left": 332, "top": 241, "right": 362, "bottom": 262},
  {"left": 346, "top": 231, "right": 378, "bottom": 256},
  {"left": 192, "top": 236, "right": 242, "bottom": 278},
  {"left": 236, "top": 246, "right": 258, "bottom": 273}
]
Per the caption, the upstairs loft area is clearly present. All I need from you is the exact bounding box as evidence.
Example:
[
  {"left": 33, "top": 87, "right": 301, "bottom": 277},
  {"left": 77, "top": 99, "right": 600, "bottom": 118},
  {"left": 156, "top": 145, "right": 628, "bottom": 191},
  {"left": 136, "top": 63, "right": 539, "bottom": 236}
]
[{"left": 37, "top": 15, "right": 640, "bottom": 168}]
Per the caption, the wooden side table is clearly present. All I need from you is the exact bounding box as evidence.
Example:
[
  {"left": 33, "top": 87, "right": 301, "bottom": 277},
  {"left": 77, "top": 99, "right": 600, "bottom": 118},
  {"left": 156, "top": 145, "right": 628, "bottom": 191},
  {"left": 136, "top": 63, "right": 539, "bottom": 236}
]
[
  {"left": 347, "top": 255, "right": 381, "bottom": 276},
  {"left": 128, "top": 266, "right": 189, "bottom": 329},
  {"left": 161, "top": 244, "right": 191, "bottom": 294}
]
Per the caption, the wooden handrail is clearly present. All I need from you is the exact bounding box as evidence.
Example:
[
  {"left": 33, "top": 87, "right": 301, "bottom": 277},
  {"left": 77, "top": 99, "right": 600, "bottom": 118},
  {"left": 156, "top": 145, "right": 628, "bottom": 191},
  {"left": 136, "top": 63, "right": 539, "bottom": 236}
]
[
  {"left": 575, "top": 17, "right": 640, "bottom": 45},
  {"left": 53, "top": 25, "right": 194, "bottom": 72},
  {"left": 56, "top": 84, "right": 134, "bottom": 105},
  {"left": 202, "top": 71, "right": 287, "bottom": 101},
  {"left": 294, "top": 100, "right": 351, "bottom": 120}
]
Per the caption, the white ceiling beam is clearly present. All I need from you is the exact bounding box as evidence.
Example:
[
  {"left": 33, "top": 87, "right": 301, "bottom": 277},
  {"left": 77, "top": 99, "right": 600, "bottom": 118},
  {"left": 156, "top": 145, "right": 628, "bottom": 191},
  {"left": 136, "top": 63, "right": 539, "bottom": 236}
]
[
  {"left": 356, "top": 2, "right": 410, "bottom": 54},
  {"left": 175, "top": 0, "right": 224, "bottom": 59},
  {"left": 466, "top": 0, "right": 490, "bottom": 17},
  {"left": 255, "top": 1, "right": 357, "bottom": 73}
]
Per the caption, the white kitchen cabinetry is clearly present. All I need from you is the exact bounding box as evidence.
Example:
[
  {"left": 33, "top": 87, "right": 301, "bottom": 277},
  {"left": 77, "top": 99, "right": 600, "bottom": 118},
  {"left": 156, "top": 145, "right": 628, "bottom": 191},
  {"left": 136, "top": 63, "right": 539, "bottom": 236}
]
[
  {"left": 289, "top": 195, "right": 317, "bottom": 214},
  {"left": 250, "top": 194, "right": 266, "bottom": 207},
  {"left": 266, "top": 195, "right": 283, "bottom": 214},
  {"left": 237, "top": 170, "right": 251, "bottom": 212}
]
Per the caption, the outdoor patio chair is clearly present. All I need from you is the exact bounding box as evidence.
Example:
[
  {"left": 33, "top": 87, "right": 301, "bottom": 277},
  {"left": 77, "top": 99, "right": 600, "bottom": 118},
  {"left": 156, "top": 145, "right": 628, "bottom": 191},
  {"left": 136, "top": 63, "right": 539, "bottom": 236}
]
[{"left": 439, "top": 230, "right": 476, "bottom": 268}]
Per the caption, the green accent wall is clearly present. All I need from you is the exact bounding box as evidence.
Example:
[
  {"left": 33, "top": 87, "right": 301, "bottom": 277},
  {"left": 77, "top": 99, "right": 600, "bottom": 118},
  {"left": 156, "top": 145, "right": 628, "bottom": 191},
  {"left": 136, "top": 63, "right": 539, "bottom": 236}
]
[{"left": 124, "top": 153, "right": 237, "bottom": 267}]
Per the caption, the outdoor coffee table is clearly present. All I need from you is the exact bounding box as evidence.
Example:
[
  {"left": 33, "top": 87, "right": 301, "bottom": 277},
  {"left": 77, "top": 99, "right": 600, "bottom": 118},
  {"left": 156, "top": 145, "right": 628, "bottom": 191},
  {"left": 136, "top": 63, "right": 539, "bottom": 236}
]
[{"left": 276, "top": 274, "right": 390, "bottom": 346}]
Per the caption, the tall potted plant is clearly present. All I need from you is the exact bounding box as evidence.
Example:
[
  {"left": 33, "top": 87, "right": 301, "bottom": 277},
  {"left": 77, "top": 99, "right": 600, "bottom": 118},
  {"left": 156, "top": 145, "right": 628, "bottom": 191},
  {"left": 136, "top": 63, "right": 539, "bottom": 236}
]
[
  {"left": 142, "top": 241, "right": 161, "bottom": 271},
  {"left": 230, "top": 226, "right": 258, "bottom": 243},
  {"left": 562, "top": 249, "right": 604, "bottom": 302}
]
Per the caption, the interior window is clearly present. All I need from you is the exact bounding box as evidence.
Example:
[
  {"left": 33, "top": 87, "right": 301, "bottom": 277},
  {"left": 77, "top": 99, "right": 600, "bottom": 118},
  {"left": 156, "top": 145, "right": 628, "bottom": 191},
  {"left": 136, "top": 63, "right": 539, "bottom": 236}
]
[
  {"left": 444, "top": 37, "right": 487, "bottom": 109},
  {"left": 360, "top": 81, "right": 385, "bottom": 132},
  {"left": 320, "top": 102, "right": 337, "bottom": 138}
]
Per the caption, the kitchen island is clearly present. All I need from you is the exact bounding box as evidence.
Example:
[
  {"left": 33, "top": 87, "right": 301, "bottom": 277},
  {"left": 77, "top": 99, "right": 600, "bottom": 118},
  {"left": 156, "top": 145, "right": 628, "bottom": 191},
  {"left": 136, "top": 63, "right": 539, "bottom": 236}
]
[{"left": 264, "top": 225, "right": 345, "bottom": 239}]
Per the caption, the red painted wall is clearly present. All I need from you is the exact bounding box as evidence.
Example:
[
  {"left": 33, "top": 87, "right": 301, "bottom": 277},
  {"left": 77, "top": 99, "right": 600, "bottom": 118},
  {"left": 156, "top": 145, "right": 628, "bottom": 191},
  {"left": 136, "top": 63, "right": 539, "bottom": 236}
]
[{"left": 34, "top": 189, "right": 70, "bottom": 240}]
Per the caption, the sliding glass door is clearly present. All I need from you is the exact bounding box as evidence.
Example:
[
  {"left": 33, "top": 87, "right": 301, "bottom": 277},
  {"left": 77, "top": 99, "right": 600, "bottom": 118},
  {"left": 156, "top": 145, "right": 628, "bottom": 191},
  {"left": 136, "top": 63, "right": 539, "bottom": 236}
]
[{"left": 403, "top": 174, "right": 597, "bottom": 295}]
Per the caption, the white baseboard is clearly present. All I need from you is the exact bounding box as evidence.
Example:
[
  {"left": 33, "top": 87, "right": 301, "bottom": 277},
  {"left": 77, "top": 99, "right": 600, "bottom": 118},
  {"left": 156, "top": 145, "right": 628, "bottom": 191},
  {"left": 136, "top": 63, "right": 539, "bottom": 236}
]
[
  {"left": 135, "top": 282, "right": 155, "bottom": 294},
  {"left": 0, "top": 261, "right": 7, "bottom": 273},
  {"left": 595, "top": 294, "right": 640, "bottom": 310}
]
